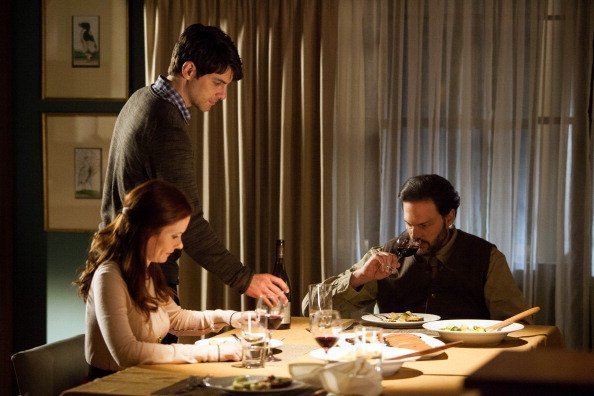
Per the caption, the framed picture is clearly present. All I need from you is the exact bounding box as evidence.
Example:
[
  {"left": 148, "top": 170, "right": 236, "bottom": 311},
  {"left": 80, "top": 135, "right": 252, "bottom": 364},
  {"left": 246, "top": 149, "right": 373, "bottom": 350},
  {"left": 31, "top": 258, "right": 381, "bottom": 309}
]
[
  {"left": 72, "top": 16, "right": 100, "bottom": 67},
  {"left": 42, "top": 0, "right": 128, "bottom": 100},
  {"left": 74, "top": 148, "right": 102, "bottom": 198},
  {"left": 43, "top": 113, "right": 116, "bottom": 232}
]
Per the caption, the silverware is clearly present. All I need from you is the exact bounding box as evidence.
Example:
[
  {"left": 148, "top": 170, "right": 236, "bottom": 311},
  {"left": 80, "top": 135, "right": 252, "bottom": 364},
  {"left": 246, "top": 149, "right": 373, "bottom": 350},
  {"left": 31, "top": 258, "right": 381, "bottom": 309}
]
[
  {"left": 371, "top": 313, "right": 387, "bottom": 321},
  {"left": 340, "top": 319, "right": 355, "bottom": 331},
  {"left": 231, "top": 334, "right": 242, "bottom": 342},
  {"left": 485, "top": 306, "right": 540, "bottom": 332},
  {"left": 383, "top": 340, "right": 464, "bottom": 360}
]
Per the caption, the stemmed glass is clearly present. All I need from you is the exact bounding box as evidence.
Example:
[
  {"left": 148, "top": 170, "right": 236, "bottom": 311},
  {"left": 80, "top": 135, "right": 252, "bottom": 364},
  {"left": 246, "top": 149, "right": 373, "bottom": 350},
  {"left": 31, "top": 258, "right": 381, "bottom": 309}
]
[
  {"left": 394, "top": 235, "right": 422, "bottom": 260},
  {"left": 256, "top": 295, "right": 287, "bottom": 362},
  {"left": 240, "top": 311, "right": 267, "bottom": 346},
  {"left": 383, "top": 236, "right": 422, "bottom": 274},
  {"left": 310, "top": 309, "right": 342, "bottom": 359}
]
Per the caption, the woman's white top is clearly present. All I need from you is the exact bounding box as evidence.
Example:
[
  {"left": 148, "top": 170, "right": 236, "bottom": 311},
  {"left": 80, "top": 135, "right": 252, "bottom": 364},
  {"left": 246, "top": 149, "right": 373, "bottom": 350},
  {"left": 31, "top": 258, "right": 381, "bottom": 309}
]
[{"left": 85, "top": 261, "right": 234, "bottom": 371}]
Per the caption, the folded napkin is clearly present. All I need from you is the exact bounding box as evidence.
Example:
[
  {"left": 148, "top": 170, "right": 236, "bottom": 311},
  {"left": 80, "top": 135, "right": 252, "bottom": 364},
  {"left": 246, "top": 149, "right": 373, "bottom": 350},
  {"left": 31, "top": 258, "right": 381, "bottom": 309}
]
[{"left": 289, "top": 358, "right": 383, "bottom": 396}]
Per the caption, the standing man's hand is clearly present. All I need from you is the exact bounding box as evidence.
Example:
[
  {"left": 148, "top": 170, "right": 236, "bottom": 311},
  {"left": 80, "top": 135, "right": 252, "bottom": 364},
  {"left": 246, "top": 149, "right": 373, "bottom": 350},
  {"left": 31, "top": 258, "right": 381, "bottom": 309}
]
[{"left": 245, "top": 274, "right": 289, "bottom": 304}]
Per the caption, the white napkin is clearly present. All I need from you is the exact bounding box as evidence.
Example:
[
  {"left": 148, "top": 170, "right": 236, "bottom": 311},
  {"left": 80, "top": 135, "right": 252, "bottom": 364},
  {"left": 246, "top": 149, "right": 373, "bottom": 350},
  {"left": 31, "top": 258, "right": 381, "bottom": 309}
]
[{"left": 289, "top": 358, "right": 383, "bottom": 396}]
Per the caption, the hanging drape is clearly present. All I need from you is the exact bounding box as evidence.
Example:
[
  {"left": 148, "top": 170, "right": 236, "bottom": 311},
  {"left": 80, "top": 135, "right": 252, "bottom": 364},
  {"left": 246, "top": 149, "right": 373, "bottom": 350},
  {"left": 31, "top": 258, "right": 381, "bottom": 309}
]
[{"left": 144, "top": 0, "right": 593, "bottom": 349}]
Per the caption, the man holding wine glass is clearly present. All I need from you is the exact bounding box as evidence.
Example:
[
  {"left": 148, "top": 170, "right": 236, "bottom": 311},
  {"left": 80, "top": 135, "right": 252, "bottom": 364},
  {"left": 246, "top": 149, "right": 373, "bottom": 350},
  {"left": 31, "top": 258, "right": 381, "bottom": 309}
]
[{"left": 303, "top": 174, "right": 531, "bottom": 322}]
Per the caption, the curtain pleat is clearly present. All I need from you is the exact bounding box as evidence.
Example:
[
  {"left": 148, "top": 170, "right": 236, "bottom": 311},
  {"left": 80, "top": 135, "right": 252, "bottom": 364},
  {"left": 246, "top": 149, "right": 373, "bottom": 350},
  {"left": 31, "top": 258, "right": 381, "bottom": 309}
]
[{"left": 144, "top": 0, "right": 592, "bottom": 349}]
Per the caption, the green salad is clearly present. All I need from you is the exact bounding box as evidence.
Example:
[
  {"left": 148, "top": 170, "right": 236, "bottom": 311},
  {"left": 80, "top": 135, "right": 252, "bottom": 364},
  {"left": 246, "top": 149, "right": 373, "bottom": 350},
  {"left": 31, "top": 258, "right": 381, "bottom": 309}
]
[
  {"left": 231, "top": 375, "right": 292, "bottom": 390},
  {"left": 441, "top": 324, "right": 486, "bottom": 332}
]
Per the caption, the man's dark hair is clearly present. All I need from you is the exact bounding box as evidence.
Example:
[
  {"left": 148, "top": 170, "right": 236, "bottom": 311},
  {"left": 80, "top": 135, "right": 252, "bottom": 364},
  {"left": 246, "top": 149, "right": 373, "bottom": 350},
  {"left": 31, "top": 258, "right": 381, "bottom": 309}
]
[
  {"left": 168, "top": 23, "right": 243, "bottom": 81},
  {"left": 398, "top": 174, "right": 460, "bottom": 216}
]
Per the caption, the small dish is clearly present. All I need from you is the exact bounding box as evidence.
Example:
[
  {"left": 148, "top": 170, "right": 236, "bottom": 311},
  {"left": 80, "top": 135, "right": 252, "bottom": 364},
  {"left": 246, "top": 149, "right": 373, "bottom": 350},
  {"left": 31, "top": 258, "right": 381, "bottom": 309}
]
[{"left": 203, "top": 376, "right": 306, "bottom": 394}]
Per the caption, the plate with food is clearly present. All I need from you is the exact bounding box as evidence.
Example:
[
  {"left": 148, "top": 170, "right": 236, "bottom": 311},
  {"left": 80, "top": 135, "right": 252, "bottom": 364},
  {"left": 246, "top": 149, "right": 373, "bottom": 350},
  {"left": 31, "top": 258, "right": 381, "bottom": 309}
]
[
  {"left": 309, "top": 345, "right": 420, "bottom": 376},
  {"left": 195, "top": 336, "right": 283, "bottom": 349},
  {"left": 203, "top": 375, "right": 306, "bottom": 394},
  {"left": 361, "top": 311, "right": 441, "bottom": 328},
  {"left": 422, "top": 319, "right": 524, "bottom": 346},
  {"left": 383, "top": 332, "right": 445, "bottom": 359}
]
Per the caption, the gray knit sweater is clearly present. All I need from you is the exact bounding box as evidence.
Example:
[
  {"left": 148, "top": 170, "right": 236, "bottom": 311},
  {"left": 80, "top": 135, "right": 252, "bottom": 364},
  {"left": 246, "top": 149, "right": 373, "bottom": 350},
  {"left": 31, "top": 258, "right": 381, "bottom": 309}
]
[{"left": 101, "top": 86, "right": 253, "bottom": 293}]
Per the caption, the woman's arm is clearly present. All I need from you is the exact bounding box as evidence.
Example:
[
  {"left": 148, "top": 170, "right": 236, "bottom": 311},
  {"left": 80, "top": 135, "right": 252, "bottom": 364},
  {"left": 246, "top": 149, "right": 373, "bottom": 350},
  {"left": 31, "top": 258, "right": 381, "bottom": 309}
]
[{"left": 91, "top": 264, "right": 236, "bottom": 368}]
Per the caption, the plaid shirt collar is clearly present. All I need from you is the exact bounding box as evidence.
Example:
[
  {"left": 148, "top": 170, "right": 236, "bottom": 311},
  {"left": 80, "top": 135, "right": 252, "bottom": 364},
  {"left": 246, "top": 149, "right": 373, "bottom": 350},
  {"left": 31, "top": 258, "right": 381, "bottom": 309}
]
[{"left": 151, "top": 75, "right": 191, "bottom": 124}]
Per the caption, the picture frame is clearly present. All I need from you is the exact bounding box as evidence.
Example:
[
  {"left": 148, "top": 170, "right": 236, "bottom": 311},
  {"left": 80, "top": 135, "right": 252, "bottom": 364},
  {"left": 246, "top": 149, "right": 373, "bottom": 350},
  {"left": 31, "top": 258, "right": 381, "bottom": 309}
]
[
  {"left": 42, "top": 0, "right": 128, "bottom": 100},
  {"left": 72, "top": 16, "right": 100, "bottom": 67},
  {"left": 43, "top": 113, "right": 116, "bottom": 232}
]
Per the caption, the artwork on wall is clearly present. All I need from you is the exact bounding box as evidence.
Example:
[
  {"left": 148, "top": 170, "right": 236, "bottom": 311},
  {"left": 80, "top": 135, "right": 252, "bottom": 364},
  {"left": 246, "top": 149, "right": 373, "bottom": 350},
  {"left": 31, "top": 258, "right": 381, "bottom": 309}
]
[
  {"left": 74, "top": 148, "right": 102, "bottom": 199},
  {"left": 72, "top": 16, "right": 100, "bottom": 67},
  {"left": 42, "top": 0, "right": 128, "bottom": 99},
  {"left": 43, "top": 113, "right": 116, "bottom": 232}
]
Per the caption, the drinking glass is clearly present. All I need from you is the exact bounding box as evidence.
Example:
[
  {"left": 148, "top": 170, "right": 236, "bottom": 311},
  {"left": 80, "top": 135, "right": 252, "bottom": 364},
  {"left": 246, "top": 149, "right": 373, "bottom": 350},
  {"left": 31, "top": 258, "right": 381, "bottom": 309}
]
[
  {"left": 240, "top": 311, "right": 267, "bottom": 346},
  {"left": 308, "top": 283, "right": 333, "bottom": 328},
  {"left": 310, "top": 309, "right": 342, "bottom": 358},
  {"left": 382, "top": 236, "right": 422, "bottom": 274},
  {"left": 256, "top": 295, "right": 287, "bottom": 362},
  {"left": 355, "top": 326, "right": 384, "bottom": 373},
  {"left": 394, "top": 236, "right": 422, "bottom": 259}
]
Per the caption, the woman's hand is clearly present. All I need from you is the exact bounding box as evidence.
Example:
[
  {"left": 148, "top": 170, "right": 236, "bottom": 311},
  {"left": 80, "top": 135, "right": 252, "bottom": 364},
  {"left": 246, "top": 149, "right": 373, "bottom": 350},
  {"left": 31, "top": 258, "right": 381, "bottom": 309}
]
[
  {"left": 212, "top": 342, "right": 242, "bottom": 362},
  {"left": 230, "top": 310, "right": 256, "bottom": 329}
]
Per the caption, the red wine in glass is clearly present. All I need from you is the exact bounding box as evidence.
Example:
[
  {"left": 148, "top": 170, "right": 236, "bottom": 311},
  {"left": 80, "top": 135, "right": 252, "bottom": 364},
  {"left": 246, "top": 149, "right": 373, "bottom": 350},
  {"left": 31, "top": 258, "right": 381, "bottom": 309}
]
[
  {"left": 395, "top": 237, "right": 421, "bottom": 259},
  {"left": 266, "top": 314, "right": 283, "bottom": 330},
  {"left": 315, "top": 335, "right": 339, "bottom": 352}
]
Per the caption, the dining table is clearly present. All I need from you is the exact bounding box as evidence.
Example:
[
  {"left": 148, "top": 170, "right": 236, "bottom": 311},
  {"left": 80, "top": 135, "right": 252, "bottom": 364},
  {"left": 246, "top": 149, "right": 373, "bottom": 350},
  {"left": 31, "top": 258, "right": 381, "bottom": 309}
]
[{"left": 61, "top": 316, "right": 564, "bottom": 395}]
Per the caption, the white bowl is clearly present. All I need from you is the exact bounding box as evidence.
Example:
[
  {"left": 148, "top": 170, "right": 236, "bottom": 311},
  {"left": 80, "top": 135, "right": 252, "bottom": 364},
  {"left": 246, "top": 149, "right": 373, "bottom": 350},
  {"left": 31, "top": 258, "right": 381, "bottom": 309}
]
[{"left": 422, "top": 319, "right": 524, "bottom": 346}]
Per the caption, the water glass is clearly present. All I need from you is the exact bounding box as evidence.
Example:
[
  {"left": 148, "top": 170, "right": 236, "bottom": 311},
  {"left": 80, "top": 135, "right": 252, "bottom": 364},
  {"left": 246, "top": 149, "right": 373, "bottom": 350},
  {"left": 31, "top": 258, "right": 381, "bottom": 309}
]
[
  {"left": 308, "top": 283, "right": 333, "bottom": 327},
  {"left": 240, "top": 311, "right": 267, "bottom": 346},
  {"left": 242, "top": 344, "right": 266, "bottom": 368},
  {"left": 355, "top": 326, "right": 384, "bottom": 372}
]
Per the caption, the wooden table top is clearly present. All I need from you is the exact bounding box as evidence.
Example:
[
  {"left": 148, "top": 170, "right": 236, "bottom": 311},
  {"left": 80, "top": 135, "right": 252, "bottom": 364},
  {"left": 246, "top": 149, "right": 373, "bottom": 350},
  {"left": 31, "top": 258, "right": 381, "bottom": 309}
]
[{"left": 62, "top": 317, "right": 564, "bottom": 395}]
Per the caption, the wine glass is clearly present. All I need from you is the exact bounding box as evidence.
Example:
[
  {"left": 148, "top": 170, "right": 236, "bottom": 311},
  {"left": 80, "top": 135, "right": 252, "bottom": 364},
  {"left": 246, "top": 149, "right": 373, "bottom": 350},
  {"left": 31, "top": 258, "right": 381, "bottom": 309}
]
[
  {"left": 395, "top": 235, "right": 421, "bottom": 259},
  {"left": 310, "top": 309, "right": 342, "bottom": 358},
  {"left": 383, "top": 236, "right": 422, "bottom": 274},
  {"left": 256, "top": 295, "right": 287, "bottom": 362},
  {"left": 240, "top": 311, "right": 267, "bottom": 346}
]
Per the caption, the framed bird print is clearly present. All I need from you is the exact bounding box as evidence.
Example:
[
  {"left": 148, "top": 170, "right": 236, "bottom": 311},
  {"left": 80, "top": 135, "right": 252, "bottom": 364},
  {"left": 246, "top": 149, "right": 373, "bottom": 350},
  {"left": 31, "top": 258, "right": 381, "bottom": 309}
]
[{"left": 42, "top": 0, "right": 128, "bottom": 100}]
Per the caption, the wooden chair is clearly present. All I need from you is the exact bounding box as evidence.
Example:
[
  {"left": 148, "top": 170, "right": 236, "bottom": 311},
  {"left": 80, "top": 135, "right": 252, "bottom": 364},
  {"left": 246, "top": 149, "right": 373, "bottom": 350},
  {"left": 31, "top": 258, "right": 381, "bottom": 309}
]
[{"left": 11, "top": 334, "right": 87, "bottom": 396}]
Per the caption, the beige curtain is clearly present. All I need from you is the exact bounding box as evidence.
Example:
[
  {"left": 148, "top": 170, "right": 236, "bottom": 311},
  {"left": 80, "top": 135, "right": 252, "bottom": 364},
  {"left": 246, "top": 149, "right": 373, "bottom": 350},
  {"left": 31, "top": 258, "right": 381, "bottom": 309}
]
[
  {"left": 144, "top": 0, "right": 338, "bottom": 315},
  {"left": 144, "top": 0, "right": 593, "bottom": 349}
]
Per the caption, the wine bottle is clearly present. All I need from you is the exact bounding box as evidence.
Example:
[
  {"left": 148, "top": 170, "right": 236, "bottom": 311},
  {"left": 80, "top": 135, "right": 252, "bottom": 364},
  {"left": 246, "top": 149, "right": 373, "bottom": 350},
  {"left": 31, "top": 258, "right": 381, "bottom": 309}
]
[{"left": 272, "top": 239, "right": 291, "bottom": 329}]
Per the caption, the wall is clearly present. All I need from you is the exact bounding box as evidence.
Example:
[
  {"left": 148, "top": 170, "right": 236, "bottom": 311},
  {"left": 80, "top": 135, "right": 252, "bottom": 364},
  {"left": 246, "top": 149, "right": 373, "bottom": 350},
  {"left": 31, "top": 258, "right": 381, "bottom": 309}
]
[{"left": 11, "top": 0, "right": 146, "bottom": 355}]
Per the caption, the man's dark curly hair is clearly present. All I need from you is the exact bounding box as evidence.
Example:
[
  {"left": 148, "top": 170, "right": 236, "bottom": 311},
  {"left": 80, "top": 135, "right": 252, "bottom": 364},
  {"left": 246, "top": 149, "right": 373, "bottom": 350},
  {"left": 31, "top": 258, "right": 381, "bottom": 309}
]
[
  {"left": 398, "top": 174, "right": 460, "bottom": 216},
  {"left": 168, "top": 23, "right": 243, "bottom": 81}
]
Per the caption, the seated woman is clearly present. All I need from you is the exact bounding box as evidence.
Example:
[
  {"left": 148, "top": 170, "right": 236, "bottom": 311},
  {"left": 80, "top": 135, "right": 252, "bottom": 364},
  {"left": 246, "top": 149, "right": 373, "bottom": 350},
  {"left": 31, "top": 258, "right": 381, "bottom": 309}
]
[{"left": 75, "top": 179, "right": 246, "bottom": 379}]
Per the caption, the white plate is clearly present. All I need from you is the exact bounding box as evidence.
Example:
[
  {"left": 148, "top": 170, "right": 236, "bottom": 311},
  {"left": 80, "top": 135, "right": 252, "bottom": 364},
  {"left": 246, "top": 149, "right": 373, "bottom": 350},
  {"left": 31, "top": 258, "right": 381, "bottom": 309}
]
[
  {"left": 309, "top": 345, "right": 419, "bottom": 376},
  {"left": 203, "top": 376, "right": 307, "bottom": 394},
  {"left": 399, "top": 333, "right": 446, "bottom": 359},
  {"left": 361, "top": 313, "right": 441, "bottom": 328},
  {"left": 339, "top": 332, "right": 445, "bottom": 359},
  {"left": 195, "top": 337, "right": 283, "bottom": 349},
  {"left": 422, "top": 319, "right": 524, "bottom": 346},
  {"left": 310, "top": 345, "right": 418, "bottom": 361}
]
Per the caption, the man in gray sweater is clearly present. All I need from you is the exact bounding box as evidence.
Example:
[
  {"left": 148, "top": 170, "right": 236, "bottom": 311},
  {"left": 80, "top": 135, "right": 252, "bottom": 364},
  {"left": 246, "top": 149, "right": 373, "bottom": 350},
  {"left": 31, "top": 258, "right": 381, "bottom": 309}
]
[{"left": 101, "top": 24, "right": 288, "bottom": 309}]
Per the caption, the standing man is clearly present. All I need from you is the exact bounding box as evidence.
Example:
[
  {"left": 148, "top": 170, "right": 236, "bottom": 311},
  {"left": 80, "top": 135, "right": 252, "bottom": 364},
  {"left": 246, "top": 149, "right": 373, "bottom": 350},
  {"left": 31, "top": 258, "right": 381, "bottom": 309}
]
[
  {"left": 303, "top": 174, "right": 531, "bottom": 321},
  {"left": 101, "top": 24, "right": 288, "bottom": 307}
]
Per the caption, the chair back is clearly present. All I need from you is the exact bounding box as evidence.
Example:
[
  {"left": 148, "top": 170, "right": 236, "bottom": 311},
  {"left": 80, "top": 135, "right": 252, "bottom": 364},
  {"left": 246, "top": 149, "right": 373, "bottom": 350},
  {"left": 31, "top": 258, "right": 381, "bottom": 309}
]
[{"left": 11, "top": 334, "right": 87, "bottom": 396}]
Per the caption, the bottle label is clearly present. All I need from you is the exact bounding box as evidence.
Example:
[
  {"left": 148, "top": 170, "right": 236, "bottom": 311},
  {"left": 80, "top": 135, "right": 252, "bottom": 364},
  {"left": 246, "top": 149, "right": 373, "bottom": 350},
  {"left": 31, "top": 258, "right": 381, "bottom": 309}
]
[{"left": 282, "top": 301, "right": 291, "bottom": 324}]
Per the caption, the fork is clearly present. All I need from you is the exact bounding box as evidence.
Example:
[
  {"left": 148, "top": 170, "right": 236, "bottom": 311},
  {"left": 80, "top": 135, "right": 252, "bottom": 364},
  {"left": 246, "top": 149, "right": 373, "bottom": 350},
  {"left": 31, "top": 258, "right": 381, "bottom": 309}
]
[{"left": 371, "top": 313, "right": 388, "bottom": 321}]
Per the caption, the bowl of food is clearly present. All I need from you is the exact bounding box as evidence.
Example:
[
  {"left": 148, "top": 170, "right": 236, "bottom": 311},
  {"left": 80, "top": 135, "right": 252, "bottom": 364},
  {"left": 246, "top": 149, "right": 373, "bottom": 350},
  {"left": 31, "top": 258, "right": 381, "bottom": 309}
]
[{"left": 422, "top": 319, "right": 524, "bottom": 346}]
